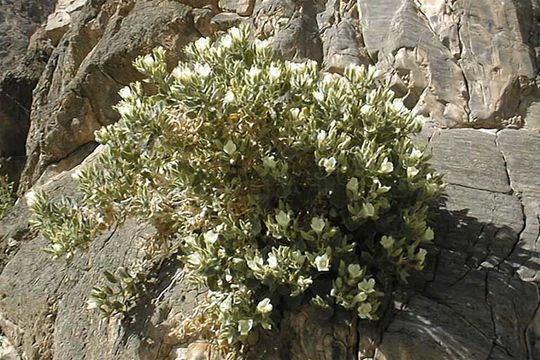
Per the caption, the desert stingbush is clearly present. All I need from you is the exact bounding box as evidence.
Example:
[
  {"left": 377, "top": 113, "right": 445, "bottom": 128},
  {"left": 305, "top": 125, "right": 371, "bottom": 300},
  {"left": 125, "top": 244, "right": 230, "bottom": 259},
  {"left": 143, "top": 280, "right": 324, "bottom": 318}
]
[{"left": 30, "top": 26, "right": 445, "bottom": 345}]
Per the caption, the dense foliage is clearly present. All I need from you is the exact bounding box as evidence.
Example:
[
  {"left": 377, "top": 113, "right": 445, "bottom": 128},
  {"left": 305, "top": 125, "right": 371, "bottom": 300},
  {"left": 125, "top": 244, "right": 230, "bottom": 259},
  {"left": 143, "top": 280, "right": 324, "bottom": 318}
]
[{"left": 30, "top": 26, "right": 445, "bottom": 345}]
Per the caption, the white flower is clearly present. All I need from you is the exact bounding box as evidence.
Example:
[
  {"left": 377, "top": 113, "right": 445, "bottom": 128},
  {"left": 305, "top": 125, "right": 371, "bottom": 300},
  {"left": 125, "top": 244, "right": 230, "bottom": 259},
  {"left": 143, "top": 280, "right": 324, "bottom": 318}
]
[
  {"left": 187, "top": 252, "right": 202, "bottom": 267},
  {"left": 357, "top": 302, "right": 373, "bottom": 319},
  {"left": 116, "top": 103, "right": 131, "bottom": 117},
  {"left": 86, "top": 299, "right": 99, "bottom": 310},
  {"left": 353, "top": 292, "right": 368, "bottom": 303},
  {"left": 321, "top": 72, "right": 335, "bottom": 85},
  {"left": 229, "top": 27, "right": 242, "bottom": 41},
  {"left": 347, "top": 264, "right": 362, "bottom": 278},
  {"left": 269, "top": 65, "right": 281, "bottom": 80},
  {"left": 247, "top": 66, "right": 262, "bottom": 79},
  {"left": 346, "top": 177, "right": 359, "bottom": 193},
  {"left": 313, "top": 90, "right": 325, "bottom": 102},
  {"left": 391, "top": 98, "right": 407, "bottom": 113},
  {"left": 314, "top": 253, "right": 330, "bottom": 271},
  {"left": 223, "top": 140, "right": 237, "bottom": 155},
  {"left": 367, "top": 65, "right": 382, "bottom": 79},
  {"left": 172, "top": 66, "right": 194, "bottom": 82},
  {"left": 360, "top": 202, "right": 375, "bottom": 218},
  {"left": 275, "top": 210, "right": 290, "bottom": 228},
  {"left": 297, "top": 276, "right": 313, "bottom": 289},
  {"left": 321, "top": 157, "right": 337, "bottom": 174},
  {"left": 238, "top": 319, "right": 253, "bottom": 336},
  {"left": 194, "top": 37, "right": 210, "bottom": 51},
  {"left": 346, "top": 63, "right": 364, "bottom": 75},
  {"left": 310, "top": 217, "right": 326, "bottom": 233},
  {"left": 51, "top": 243, "right": 63, "bottom": 252},
  {"left": 290, "top": 107, "right": 301, "bottom": 119},
  {"left": 379, "top": 158, "right": 394, "bottom": 174},
  {"left": 358, "top": 278, "right": 375, "bottom": 292},
  {"left": 194, "top": 63, "right": 212, "bottom": 78},
  {"left": 142, "top": 54, "right": 155, "bottom": 68},
  {"left": 219, "top": 297, "right": 232, "bottom": 313},
  {"left": 254, "top": 39, "right": 270, "bottom": 51},
  {"left": 256, "top": 298, "right": 273, "bottom": 314},
  {"left": 285, "top": 61, "right": 306, "bottom": 73},
  {"left": 221, "top": 34, "right": 233, "bottom": 48},
  {"left": 267, "top": 253, "right": 278, "bottom": 268},
  {"left": 118, "top": 86, "right": 133, "bottom": 100},
  {"left": 410, "top": 148, "right": 423, "bottom": 161},
  {"left": 407, "top": 166, "right": 419, "bottom": 178},
  {"left": 25, "top": 191, "right": 37, "bottom": 207},
  {"left": 204, "top": 230, "right": 219, "bottom": 244},
  {"left": 417, "top": 248, "right": 428, "bottom": 262},
  {"left": 223, "top": 90, "right": 235, "bottom": 104},
  {"left": 380, "top": 235, "right": 394, "bottom": 249},
  {"left": 317, "top": 130, "right": 327, "bottom": 143},
  {"left": 360, "top": 104, "right": 372, "bottom": 115}
]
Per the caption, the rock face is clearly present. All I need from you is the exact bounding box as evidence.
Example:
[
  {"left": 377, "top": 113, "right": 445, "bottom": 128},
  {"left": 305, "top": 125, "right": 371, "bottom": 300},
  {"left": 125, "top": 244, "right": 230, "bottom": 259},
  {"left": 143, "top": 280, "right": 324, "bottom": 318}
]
[{"left": 0, "top": 0, "right": 539, "bottom": 359}]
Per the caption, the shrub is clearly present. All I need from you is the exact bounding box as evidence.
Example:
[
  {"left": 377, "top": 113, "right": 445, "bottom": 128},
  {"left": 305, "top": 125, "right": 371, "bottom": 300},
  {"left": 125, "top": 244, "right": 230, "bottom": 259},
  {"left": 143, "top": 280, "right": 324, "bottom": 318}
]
[
  {"left": 30, "top": 26, "right": 445, "bottom": 345},
  {"left": 0, "top": 175, "right": 15, "bottom": 219}
]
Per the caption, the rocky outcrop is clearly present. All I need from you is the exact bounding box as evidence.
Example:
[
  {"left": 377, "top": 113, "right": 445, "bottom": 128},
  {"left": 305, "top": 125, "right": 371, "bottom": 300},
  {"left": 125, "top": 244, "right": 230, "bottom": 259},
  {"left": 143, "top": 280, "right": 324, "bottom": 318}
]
[
  {"left": 1, "top": 0, "right": 539, "bottom": 359},
  {"left": 0, "top": 0, "right": 55, "bottom": 182}
]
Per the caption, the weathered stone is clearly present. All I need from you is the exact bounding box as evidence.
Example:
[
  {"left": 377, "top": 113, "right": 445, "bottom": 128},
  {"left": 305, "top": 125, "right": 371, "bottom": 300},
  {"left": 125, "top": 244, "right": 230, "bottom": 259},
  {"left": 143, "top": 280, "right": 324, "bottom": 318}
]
[
  {"left": 319, "top": 1, "right": 372, "bottom": 73},
  {"left": 497, "top": 129, "right": 540, "bottom": 282},
  {"left": 457, "top": 0, "right": 537, "bottom": 126},
  {"left": 210, "top": 12, "right": 244, "bottom": 31},
  {"left": 219, "top": 0, "right": 254, "bottom": 16},
  {"left": 44, "top": 0, "right": 89, "bottom": 45},
  {"left": 19, "top": 0, "right": 199, "bottom": 191},
  {"left": 254, "top": 0, "right": 323, "bottom": 62},
  {"left": 428, "top": 129, "right": 511, "bottom": 193},
  {"left": 0, "top": 0, "right": 54, "bottom": 72},
  {"left": 1, "top": 1, "right": 540, "bottom": 359},
  {"left": 359, "top": 0, "right": 469, "bottom": 127}
]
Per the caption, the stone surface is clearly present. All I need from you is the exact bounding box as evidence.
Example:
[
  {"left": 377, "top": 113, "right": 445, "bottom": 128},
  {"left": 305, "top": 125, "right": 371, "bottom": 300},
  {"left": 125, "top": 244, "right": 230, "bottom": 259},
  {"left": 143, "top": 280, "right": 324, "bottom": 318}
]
[
  {"left": 219, "top": 0, "right": 254, "bottom": 16},
  {"left": 19, "top": 0, "right": 200, "bottom": 191},
  {"left": 371, "top": 128, "right": 540, "bottom": 360},
  {"left": 0, "top": 0, "right": 54, "bottom": 72},
  {"left": 0, "top": 1, "right": 539, "bottom": 359}
]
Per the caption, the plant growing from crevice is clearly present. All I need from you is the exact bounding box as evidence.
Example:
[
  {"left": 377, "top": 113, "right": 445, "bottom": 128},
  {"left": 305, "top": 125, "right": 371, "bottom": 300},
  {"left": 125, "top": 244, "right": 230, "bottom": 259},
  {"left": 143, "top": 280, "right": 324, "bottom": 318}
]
[{"left": 30, "top": 25, "right": 445, "bottom": 349}]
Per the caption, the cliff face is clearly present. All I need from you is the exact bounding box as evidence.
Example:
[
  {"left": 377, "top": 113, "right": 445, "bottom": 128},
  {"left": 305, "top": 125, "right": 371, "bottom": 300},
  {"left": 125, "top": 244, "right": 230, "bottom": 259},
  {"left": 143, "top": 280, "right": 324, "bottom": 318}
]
[{"left": 0, "top": 1, "right": 539, "bottom": 359}]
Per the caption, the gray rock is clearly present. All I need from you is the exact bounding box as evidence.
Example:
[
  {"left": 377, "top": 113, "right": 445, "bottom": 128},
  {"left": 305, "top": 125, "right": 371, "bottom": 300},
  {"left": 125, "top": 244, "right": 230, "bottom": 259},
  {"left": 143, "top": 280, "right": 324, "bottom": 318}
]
[
  {"left": 428, "top": 129, "right": 511, "bottom": 193},
  {"left": 457, "top": 0, "right": 537, "bottom": 126},
  {"left": 497, "top": 130, "right": 540, "bottom": 282},
  {"left": 1, "top": 1, "right": 540, "bottom": 359},
  {"left": 19, "top": 0, "right": 199, "bottom": 191}
]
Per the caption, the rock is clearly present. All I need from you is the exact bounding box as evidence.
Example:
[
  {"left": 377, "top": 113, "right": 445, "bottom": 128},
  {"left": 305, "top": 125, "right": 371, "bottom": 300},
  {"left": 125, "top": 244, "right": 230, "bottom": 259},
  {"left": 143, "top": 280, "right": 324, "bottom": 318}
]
[
  {"left": 0, "top": 0, "right": 54, "bottom": 72},
  {"left": 219, "top": 0, "right": 255, "bottom": 16},
  {"left": 428, "top": 129, "right": 510, "bottom": 193},
  {"left": 373, "top": 128, "right": 540, "bottom": 360},
  {"left": 210, "top": 12, "right": 245, "bottom": 31},
  {"left": 19, "top": 0, "right": 199, "bottom": 191},
  {"left": 497, "top": 130, "right": 540, "bottom": 282},
  {"left": 359, "top": 0, "right": 469, "bottom": 127},
  {"left": 319, "top": 1, "right": 372, "bottom": 73},
  {"left": 253, "top": 0, "right": 323, "bottom": 62},
  {"left": 44, "top": 0, "right": 89, "bottom": 45},
  {"left": 0, "top": 334, "right": 20, "bottom": 360},
  {"left": 457, "top": 0, "right": 537, "bottom": 126},
  {"left": 1, "top": 1, "right": 540, "bottom": 359}
]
